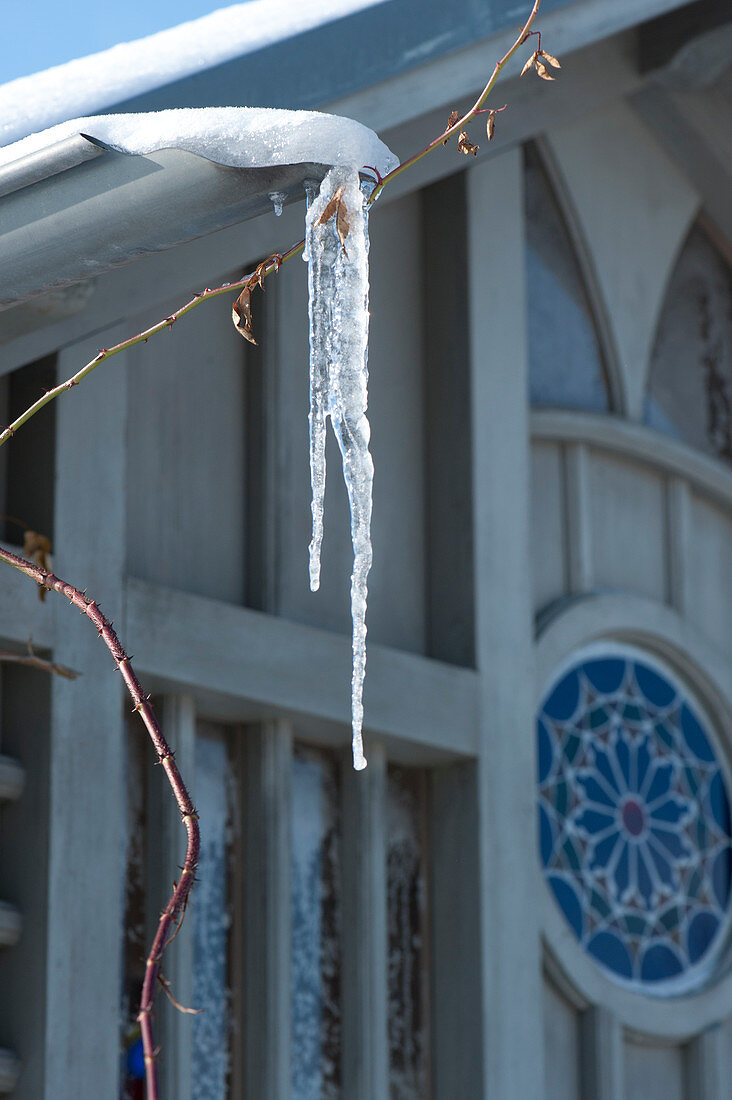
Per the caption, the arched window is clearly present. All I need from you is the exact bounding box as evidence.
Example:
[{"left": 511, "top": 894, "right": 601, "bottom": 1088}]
[
  {"left": 645, "top": 223, "right": 732, "bottom": 460},
  {"left": 524, "top": 144, "right": 610, "bottom": 412}
]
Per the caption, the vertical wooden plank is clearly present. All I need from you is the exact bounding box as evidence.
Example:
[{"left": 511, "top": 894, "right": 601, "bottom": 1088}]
[
  {"left": 238, "top": 721, "right": 292, "bottom": 1099},
  {"left": 666, "top": 475, "right": 692, "bottom": 616},
  {"left": 44, "top": 327, "right": 128, "bottom": 1099},
  {"left": 580, "top": 1006, "right": 623, "bottom": 1100},
  {"left": 467, "top": 149, "right": 545, "bottom": 1098},
  {"left": 421, "top": 174, "right": 475, "bottom": 667},
  {"left": 564, "top": 442, "right": 594, "bottom": 595},
  {"left": 341, "top": 742, "right": 389, "bottom": 1099},
  {"left": 685, "top": 1024, "right": 726, "bottom": 1100},
  {"left": 147, "top": 694, "right": 196, "bottom": 1100},
  {"left": 429, "top": 761, "right": 482, "bottom": 1095}
]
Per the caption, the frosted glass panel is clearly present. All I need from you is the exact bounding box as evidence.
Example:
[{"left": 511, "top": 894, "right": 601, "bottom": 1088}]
[
  {"left": 646, "top": 225, "right": 732, "bottom": 460},
  {"left": 387, "top": 766, "right": 430, "bottom": 1099},
  {"left": 193, "top": 730, "right": 232, "bottom": 1100},
  {"left": 525, "top": 144, "right": 609, "bottom": 411},
  {"left": 291, "top": 747, "right": 342, "bottom": 1099}
]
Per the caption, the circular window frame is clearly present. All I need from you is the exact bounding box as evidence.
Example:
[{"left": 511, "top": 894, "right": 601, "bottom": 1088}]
[{"left": 537, "top": 592, "right": 732, "bottom": 1038}]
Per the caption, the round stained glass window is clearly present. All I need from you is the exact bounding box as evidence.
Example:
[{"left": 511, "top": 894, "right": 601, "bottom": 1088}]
[{"left": 537, "top": 650, "right": 732, "bottom": 993}]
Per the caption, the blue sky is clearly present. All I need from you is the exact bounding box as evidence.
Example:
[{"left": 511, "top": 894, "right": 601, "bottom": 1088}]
[{"left": 1, "top": 1, "right": 231, "bottom": 83}]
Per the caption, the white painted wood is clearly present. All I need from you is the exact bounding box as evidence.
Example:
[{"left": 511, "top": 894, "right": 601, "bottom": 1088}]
[
  {"left": 467, "top": 148, "right": 544, "bottom": 1098},
  {"left": 238, "top": 721, "right": 292, "bottom": 1099},
  {"left": 687, "top": 494, "right": 732, "bottom": 659},
  {"left": 147, "top": 695, "right": 196, "bottom": 1100},
  {"left": 564, "top": 443, "right": 594, "bottom": 595},
  {"left": 328, "top": 0, "right": 685, "bottom": 134},
  {"left": 665, "top": 476, "right": 692, "bottom": 615},
  {"left": 0, "top": 754, "right": 24, "bottom": 801},
  {"left": 126, "top": 287, "right": 246, "bottom": 604},
  {"left": 341, "top": 741, "right": 389, "bottom": 1099},
  {"left": 580, "top": 1006, "right": 622, "bottom": 1100},
  {"left": 532, "top": 409, "right": 732, "bottom": 512},
  {"left": 531, "top": 441, "right": 566, "bottom": 611},
  {"left": 686, "top": 1024, "right": 726, "bottom": 1100},
  {"left": 546, "top": 102, "right": 699, "bottom": 420},
  {"left": 44, "top": 326, "right": 128, "bottom": 1100},
  {"left": 125, "top": 578, "right": 479, "bottom": 757},
  {"left": 589, "top": 451, "right": 666, "bottom": 602},
  {"left": 624, "top": 1039, "right": 684, "bottom": 1100},
  {"left": 543, "top": 979, "right": 581, "bottom": 1100},
  {"left": 429, "top": 762, "right": 483, "bottom": 1094}
]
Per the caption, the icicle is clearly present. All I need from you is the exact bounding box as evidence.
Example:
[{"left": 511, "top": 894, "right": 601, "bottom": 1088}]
[
  {"left": 269, "top": 191, "right": 287, "bottom": 217},
  {"left": 305, "top": 168, "right": 374, "bottom": 771},
  {"left": 304, "top": 174, "right": 338, "bottom": 592}
]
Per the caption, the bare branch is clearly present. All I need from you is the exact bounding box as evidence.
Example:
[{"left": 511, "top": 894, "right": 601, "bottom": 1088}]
[{"left": 0, "top": 543, "right": 200, "bottom": 1100}]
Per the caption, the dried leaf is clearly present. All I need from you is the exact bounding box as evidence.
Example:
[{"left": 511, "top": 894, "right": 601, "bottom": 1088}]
[
  {"left": 540, "top": 49, "right": 561, "bottom": 68},
  {"left": 535, "top": 59, "right": 555, "bottom": 80},
  {"left": 316, "top": 186, "right": 344, "bottom": 226},
  {"left": 23, "top": 530, "right": 52, "bottom": 601},
  {"left": 520, "top": 50, "right": 538, "bottom": 77},
  {"left": 442, "top": 110, "right": 461, "bottom": 144},
  {"left": 232, "top": 287, "right": 257, "bottom": 345},
  {"left": 487, "top": 110, "right": 496, "bottom": 141},
  {"left": 336, "top": 198, "right": 350, "bottom": 253},
  {"left": 251, "top": 260, "right": 268, "bottom": 290},
  {"left": 457, "top": 130, "right": 479, "bottom": 156}
]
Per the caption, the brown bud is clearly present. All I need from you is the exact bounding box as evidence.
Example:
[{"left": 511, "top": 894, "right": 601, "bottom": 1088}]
[
  {"left": 487, "top": 110, "right": 496, "bottom": 141},
  {"left": 457, "top": 131, "right": 479, "bottom": 156},
  {"left": 442, "top": 110, "right": 461, "bottom": 144}
]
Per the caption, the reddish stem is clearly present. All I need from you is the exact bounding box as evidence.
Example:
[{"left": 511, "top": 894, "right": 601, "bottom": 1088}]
[{"left": 0, "top": 543, "right": 199, "bottom": 1100}]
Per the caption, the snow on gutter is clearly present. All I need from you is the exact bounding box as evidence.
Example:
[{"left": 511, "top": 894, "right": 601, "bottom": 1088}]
[
  {"left": 0, "top": 107, "right": 398, "bottom": 311},
  {"left": 0, "top": 0, "right": 392, "bottom": 148}
]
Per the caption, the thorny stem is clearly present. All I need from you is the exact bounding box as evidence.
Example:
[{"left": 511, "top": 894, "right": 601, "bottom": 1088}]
[{"left": 0, "top": 543, "right": 200, "bottom": 1100}]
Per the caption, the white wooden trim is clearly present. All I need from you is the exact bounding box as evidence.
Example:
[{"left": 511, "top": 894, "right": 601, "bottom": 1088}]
[
  {"left": 665, "top": 475, "right": 692, "bottom": 615},
  {"left": 564, "top": 442, "right": 594, "bottom": 595},
  {"left": 238, "top": 720, "right": 292, "bottom": 1098},
  {"left": 125, "top": 578, "right": 479, "bottom": 758},
  {"left": 341, "top": 741, "right": 389, "bottom": 1098},
  {"left": 532, "top": 409, "right": 732, "bottom": 512},
  {"left": 685, "top": 1025, "right": 727, "bottom": 1100},
  {"left": 580, "top": 1006, "right": 623, "bottom": 1100},
  {"left": 43, "top": 326, "right": 128, "bottom": 1100},
  {"left": 468, "top": 148, "right": 545, "bottom": 1098},
  {"left": 327, "top": 0, "right": 686, "bottom": 135}
]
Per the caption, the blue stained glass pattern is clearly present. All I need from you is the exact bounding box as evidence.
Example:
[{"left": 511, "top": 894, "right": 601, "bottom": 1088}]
[{"left": 537, "top": 654, "right": 732, "bottom": 990}]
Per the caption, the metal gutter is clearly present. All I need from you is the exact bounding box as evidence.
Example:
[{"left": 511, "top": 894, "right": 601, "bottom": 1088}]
[
  {"left": 0, "top": 134, "right": 107, "bottom": 200},
  {"left": 0, "top": 139, "right": 327, "bottom": 310}
]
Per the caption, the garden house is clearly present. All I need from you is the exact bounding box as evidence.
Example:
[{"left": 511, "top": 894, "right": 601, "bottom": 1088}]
[{"left": 1, "top": 0, "right": 732, "bottom": 1097}]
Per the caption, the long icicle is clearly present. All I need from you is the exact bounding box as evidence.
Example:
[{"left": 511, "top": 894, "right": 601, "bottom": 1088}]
[
  {"left": 305, "top": 176, "right": 338, "bottom": 592},
  {"left": 306, "top": 168, "right": 374, "bottom": 770}
]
